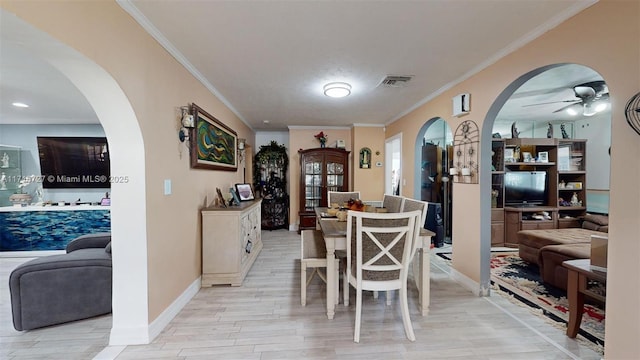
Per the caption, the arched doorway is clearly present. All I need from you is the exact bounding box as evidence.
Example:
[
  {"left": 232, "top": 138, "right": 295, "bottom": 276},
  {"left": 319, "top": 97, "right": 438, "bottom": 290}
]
[
  {"left": 414, "top": 117, "right": 453, "bottom": 247},
  {"left": 480, "top": 63, "right": 611, "bottom": 295},
  {"left": 3, "top": 12, "right": 150, "bottom": 345}
]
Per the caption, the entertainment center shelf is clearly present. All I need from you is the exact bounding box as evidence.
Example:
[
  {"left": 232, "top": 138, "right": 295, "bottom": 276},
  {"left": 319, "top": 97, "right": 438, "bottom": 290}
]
[{"left": 491, "top": 138, "right": 587, "bottom": 247}]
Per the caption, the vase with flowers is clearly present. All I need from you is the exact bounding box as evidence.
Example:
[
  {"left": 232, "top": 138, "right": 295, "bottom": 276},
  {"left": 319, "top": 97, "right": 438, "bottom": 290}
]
[{"left": 314, "top": 131, "right": 328, "bottom": 148}]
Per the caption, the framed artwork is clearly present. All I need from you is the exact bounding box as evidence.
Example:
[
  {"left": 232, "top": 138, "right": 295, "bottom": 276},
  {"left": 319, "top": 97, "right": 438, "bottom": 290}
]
[
  {"left": 537, "top": 151, "right": 549, "bottom": 163},
  {"left": 215, "top": 187, "right": 227, "bottom": 208},
  {"left": 235, "top": 183, "right": 255, "bottom": 201},
  {"left": 522, "top": 152, "right": 532, "bottom": 162},
  {"left": 230, "top": 187, "right": 241, "bottom": 205},
  {"left": 504, "top": 148, "right": 514, "bottom": 162},
  {"left": 190, "top": 103, "right": 238, "bottom": 171}
]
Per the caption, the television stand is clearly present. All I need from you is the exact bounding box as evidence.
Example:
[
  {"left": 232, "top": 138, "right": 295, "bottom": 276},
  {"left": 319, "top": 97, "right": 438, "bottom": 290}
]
[
  {"left": 507, "top": 203, "right": 542, "bottom": 208},
  {"left": 504, "top": 206, "right": 558, "bottom": 247}
]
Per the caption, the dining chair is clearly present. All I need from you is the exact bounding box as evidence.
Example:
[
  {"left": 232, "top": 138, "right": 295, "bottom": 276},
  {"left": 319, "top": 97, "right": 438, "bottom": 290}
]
[
  {"left": 327, "top": 191, "right": 361, "bottom": 207},
  {"left": 382, "top": 194, "right": 405, "bottom": 213},
  {"left": 300, "top": 229, "right": 339, "bottom": 306},
  {"left": 400, "top": 198, "right": 430, "bottom": 302},
  {"left": 344, "top": 210, "right": 421, "bottom": 342}
]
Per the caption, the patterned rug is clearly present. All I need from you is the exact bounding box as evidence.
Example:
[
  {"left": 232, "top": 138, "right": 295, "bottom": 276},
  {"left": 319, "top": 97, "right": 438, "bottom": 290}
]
[{"left": 490, "top": 253, "right": 605, "bottom": 347}]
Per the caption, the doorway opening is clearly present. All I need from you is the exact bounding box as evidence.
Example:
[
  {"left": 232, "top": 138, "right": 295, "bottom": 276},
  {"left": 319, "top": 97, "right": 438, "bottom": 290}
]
[
  {"left": 414, "top": 117, "right": 453, "bottom": 247},
  {"left": 385, "top": 133, "right": 401, "bottom": 196},
  {"left": 480, "top": 63, "right": 611, "bottom": 297}
]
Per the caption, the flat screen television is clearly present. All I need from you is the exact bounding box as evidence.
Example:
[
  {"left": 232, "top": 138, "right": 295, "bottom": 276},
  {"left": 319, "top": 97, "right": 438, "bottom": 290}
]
[
  {"left": 504, "top": 171, "right": 547, "bottom": 207},
  {"left": 37, "top": 137, "right": 110, "bottom": 188}
]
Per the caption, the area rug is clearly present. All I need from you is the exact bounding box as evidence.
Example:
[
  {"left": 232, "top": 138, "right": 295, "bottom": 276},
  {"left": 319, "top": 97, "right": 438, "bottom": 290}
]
[
  {"left": 490, "top": 253, "right": 605, "bottom": 347},
  {"left": 435, "top": 251, "right": 605, "bottom": 348}
]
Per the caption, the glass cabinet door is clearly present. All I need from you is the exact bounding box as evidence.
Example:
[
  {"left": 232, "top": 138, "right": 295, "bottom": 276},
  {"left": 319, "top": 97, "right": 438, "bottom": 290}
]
[
  {"left": 326, "top": 161, "right": 345, "bottom": 192},
  {"left": 304, "top": 160, "right": 323, "bottom": 210}
]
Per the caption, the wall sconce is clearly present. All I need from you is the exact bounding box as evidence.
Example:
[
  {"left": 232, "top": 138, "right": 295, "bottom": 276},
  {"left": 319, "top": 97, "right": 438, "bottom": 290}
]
[
  {"left": 178, "top": 106, "right": 194, "bottom": 143},
  {"left": 237, "top": 138, "right": 246, "bottom": 162}
]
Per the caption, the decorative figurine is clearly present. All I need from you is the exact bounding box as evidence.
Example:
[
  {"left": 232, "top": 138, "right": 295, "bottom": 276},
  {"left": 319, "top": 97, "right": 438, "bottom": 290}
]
[
  {"left": 511, "top": 122, "right": 520, "bottom": 138},
  {"left": 561, "top": 123, "right": 570, "bottom": 139},
  {"left": 1, "top": 152, "right": 9, "bottom": 168},
  {"left": 570, "top": 192, "right": 579, "bottom": 206},
  {"left": 547, "top": 123, "right": 554, "bottom": 138},
  {"left": 0, "top": 172, "right": 6, "bottom": 190}
]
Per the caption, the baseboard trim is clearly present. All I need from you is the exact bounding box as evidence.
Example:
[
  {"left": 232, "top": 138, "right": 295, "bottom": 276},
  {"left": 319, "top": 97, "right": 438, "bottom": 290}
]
[
  {"left": 109, "top": 276, "right": 201, "bottom": 346},
  {"left": 149, "top": 276, "right": 201, "bottom": 341},
  {"left": 450, "top": 267, "right": 484, "bottom": 296}
]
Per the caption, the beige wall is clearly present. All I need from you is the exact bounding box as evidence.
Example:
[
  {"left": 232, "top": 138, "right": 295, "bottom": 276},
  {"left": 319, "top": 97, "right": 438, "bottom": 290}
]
[
  {"left": 288, "top": 127, "right": 352, "bottom": 227},
  {"left": 3, "top": 0, "right": 639, "bottom": 357},
  {"left": 386, "top": 1, "right": 640, "bottom": 357},
  {"left": 352, "top": 126, "right": 385, "bottom": 202},
  {"left": 1, "top": 1, "right": 253, "bottom": 326}
]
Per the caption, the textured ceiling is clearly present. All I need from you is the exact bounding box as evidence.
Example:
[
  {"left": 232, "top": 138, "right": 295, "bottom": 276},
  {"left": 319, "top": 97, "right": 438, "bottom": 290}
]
[{"left": 1, "top": 1, "right": 601, "bottom": 132}]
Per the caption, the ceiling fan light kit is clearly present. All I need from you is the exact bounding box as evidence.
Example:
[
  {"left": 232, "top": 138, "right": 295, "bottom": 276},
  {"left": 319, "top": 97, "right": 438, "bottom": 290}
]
[{"left": 526, "top": 80, "right": 610, "bottom": 118}]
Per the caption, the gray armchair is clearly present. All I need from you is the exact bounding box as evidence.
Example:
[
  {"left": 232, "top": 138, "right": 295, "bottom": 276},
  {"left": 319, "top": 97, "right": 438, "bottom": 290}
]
[{"left": 9, "top": 233, "right": 112, "bottom": 331}]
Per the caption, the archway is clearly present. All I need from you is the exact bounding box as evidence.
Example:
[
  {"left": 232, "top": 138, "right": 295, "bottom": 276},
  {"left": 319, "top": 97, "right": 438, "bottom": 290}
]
[
  {"left": 480, "top": 63, "right": 611, "bottom": 295},
  {"left": 414, "top": 117, "right": 453, "bottom": 247},
  {"left": 3, "top": 12, "right": 150, "bottom": 345}
]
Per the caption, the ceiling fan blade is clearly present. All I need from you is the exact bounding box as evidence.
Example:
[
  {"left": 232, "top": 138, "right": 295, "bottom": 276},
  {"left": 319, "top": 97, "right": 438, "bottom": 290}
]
[
  {"left": 553, "top": 103, "right": 580, "bottom": 113},
  {"left": 522, "top": 99, "right": 580, "bottom": 107}
]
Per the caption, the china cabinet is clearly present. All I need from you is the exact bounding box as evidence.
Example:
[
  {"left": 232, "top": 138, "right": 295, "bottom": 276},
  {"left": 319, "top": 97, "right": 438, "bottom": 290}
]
[
  {"left": 0, "top": 145, "right": 22, "bottom": 207},
  {"left": 298, "top": 147, "right": 350, "bottom": 232},
  {"left": 253, "top": 141, "right": 289, "bottom": 230}
]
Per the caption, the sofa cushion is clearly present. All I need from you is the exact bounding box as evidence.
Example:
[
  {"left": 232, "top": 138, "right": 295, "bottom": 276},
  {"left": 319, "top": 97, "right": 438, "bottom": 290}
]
[
  {"left": 9, "top": 248, "right": 112, "bottom": 331},
  {"left": 583, "top": 213, "right": 608, "bottom": 226},
  {"left": 518, "top": 228, "right": 603, "bottom": 265},
  {"left": 538, "top": 243, "right": 591, "bottom": 289}
]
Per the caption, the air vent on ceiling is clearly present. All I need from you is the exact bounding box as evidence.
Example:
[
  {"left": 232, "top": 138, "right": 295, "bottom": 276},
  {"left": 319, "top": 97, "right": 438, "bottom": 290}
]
[{"left": 380, "top": 75, "right": 413, "bottom": 88}]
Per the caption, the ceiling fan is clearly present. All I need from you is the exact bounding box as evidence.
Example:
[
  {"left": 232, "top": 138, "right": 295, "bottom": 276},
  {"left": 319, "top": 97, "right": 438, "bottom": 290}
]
[{"left": 523, "top": 80, "right": 609, "bottom": 117}]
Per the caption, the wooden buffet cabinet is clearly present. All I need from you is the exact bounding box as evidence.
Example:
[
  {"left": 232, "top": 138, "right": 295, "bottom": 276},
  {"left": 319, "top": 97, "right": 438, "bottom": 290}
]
[
  {"left": 491, "top": 138, "right": 587, "bottom": 247},
  {"left": 201, "top": 199, "right": 262, "bottom": 286}
]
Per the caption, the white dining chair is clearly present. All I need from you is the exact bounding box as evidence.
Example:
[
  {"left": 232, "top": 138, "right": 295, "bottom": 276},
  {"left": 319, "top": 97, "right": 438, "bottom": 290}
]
[
  {"left": 344, "top": 210, "right": 421, "bottom": 342},
  {"left": 399, "top": 198, "right": 429, "bottom": 303},
  {"left": 327, "top": 191, "right": 361, "bottom": 207},
  {"left": 382, "top": 194, "right": 405, "bottom": 213},
  {"left": 300, "top": 229, "right": 339, "bottom": 306}
]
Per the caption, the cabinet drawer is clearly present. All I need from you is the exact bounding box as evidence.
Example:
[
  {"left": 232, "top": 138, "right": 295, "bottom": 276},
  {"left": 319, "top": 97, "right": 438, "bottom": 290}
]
[
  {"left": 491, "top": 209, "right": 504, "bottom": 222},
  {"left": 491, "top": 223, "right": 504, "bottom": 246},
  {"left": 299, "top": 214, "right": 317, "bottom": 229},
  {"left": 558, "top": 219, "right": 580, "bottom": 228},
  {"left": 521, "top": 220, "right": 555, "bottom": 230}
]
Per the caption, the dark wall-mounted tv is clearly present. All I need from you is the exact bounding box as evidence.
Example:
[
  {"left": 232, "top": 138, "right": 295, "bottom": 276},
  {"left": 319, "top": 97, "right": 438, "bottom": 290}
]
[
  {"left": 37, "top": 137, "right": 110, "bottom": 189},
  {"left": 504, "top": 171, "right": 547, "bottom": 207}
]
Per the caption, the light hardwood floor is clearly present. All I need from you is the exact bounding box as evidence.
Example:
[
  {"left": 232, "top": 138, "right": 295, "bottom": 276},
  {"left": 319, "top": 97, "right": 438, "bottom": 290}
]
[{"left": 1, "top": 230, "right": 601, "bottom": 359}]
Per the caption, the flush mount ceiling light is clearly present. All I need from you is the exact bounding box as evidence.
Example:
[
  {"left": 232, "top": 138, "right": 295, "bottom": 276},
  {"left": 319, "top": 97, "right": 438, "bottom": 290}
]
[{"left": 323, "top": 82, "right": 351, "bottom": 98}]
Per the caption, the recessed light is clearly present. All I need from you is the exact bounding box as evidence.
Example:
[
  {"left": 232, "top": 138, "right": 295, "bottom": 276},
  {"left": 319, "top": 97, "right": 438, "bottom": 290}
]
[
  {"left": 263, "top": 120, "right": 270, "bottom": 124},
  {"left": 12, "top": 102, "right": 29, "bottom": 108}
]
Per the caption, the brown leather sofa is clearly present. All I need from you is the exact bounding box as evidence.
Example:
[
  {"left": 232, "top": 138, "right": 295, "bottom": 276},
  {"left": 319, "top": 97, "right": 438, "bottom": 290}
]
[{"left": 517, "top": 214, "right": 608, "bottom": 290}]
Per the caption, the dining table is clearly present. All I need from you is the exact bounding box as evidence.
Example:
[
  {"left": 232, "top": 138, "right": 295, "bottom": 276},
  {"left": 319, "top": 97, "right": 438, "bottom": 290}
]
[{"left": 315, "top": 207, "right": 434, "bottom": 320}]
